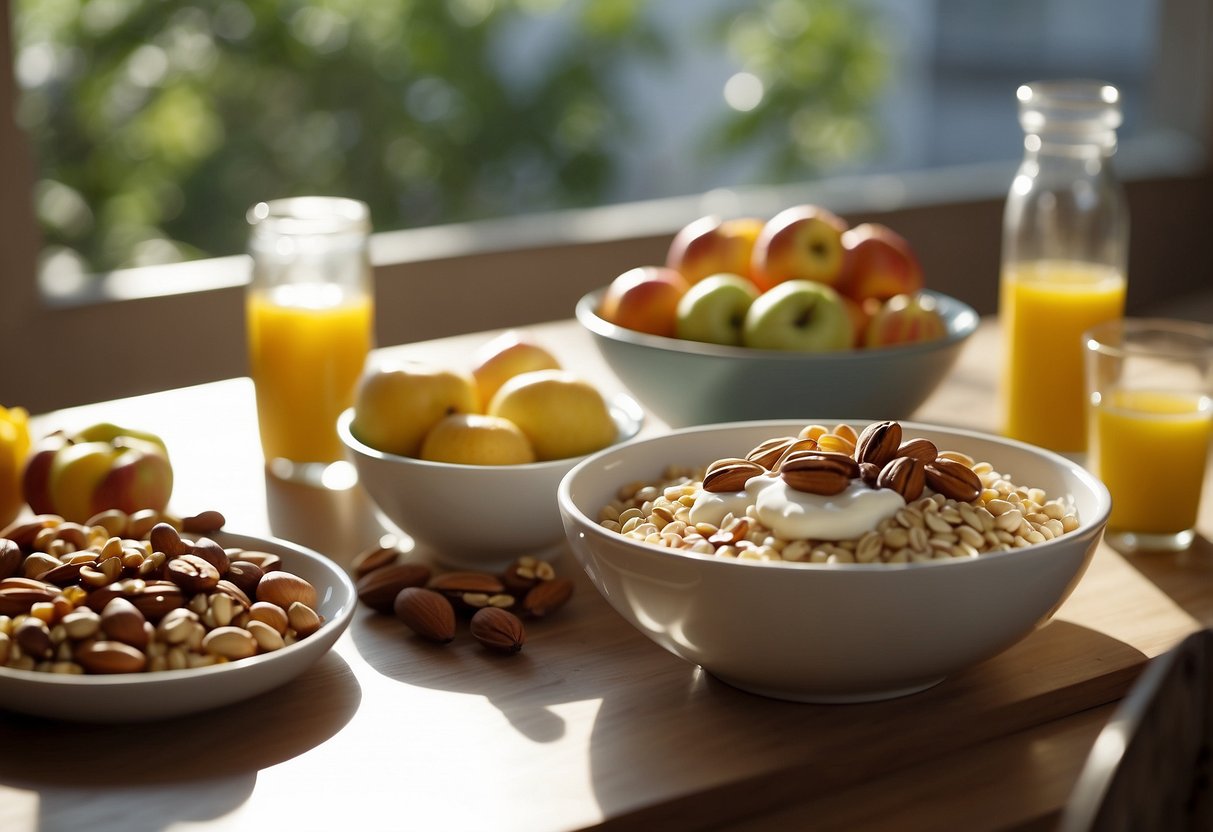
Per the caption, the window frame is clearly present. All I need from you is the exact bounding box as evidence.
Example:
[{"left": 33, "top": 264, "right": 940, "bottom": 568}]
[{"left": 3, "top": 0, "right": 1211, "bottom": 413}]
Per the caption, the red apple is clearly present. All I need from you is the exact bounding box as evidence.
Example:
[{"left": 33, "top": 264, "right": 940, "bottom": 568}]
[
  {"left": 749, "top": 205, "right": 849, "bottom": 292},
  {"left": 840, "top": 223, "right": 924, "bottom": 302},
  {"left": 23, "top": 424, "right": 174, "bottom": 523},
  {"left": 842, "top": 296, "right": 882, "bottom": 348},
  {"left": 21, "top": 431, "right": 70, "bottom": 515},
  {"left": 666, "top": 216, "right": 765, "bottom": 286},
  {"left": 598, "top": 266, "right": 690, "bottom": 338},
  {"left": 865, "top": 293, "right": 948, "bottom": 348}
]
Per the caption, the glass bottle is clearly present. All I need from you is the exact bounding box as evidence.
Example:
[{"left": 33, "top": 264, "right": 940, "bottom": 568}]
[
  {"left": 999, "top": 80, "right": 1129, "bottom": 453},
  {"left": 246, "top": 197, "right": 374, "bottom": 486}
]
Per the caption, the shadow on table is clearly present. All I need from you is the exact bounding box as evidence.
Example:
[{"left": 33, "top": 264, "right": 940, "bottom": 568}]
[
  {"left": 0, "top": 651, "right": 361, "bottom": 832},
  {"left": 1112, "top": 532, "right": 1213, "bottom": 625}
]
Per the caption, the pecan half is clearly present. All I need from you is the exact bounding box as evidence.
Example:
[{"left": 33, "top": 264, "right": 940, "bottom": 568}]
[
  {"left": 925, "top": 458, "right": 983, "bottom": 503},
  {"left": 780, "top": 451, "right": 859, "bottom": 495},
  {"left": 877, "top": 456, "right": 926, "bottom": 501},
  {"left": 702, "top": 458, "right": 765, "bottom": 493},
  {"left": 855, "top": 421, "right": 902, "bottom": 468}
]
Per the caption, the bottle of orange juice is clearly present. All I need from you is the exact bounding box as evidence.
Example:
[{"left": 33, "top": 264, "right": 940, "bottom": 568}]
[
  {"left": 1000, "top": 81, "right": 1128, "bottom": 452},
  {"left": 246, "top": 197, "right": 374, "bottom": 485}
]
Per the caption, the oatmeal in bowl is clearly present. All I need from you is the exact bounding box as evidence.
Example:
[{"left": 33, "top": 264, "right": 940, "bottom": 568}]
[{"left": 557, "top": 419, "right": 1110, "bottom": 703}]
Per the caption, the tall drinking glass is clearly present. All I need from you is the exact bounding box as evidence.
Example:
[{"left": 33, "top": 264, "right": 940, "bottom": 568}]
[
  {"left": 1085, "top": 318, "right": 1213, "bottom": 551},
  {"left": 247, "top": 197, "right": 374, "bottom": 487}
]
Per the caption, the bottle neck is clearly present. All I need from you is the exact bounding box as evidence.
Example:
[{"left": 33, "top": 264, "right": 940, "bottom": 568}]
[{"left": 1022, "top": 130, "right": 1116, "bottom": 160}]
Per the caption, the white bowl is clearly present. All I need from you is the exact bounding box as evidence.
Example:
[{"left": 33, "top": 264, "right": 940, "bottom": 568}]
[
  {"left": 0, "top": 531, "right": 356, "bottom": 722},
  {"left": 558, "top": 420, "right": 1110, "bottom": 703},
  {"left": 576, "top": 288, "right": 979, "bottom": 427},
  {"left": 339, "top": 394, "right": 644, "bottom": 571}
]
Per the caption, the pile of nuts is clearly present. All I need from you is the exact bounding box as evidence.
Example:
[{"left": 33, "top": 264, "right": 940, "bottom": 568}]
[
  {"left": 352, "top": 539, "right": 574, "bottom": 654},
  {"left": 0, "top": 508, "right": 325, "bottom": 674},
  {"left": 599, "top": 421, "right": 1081, "bottom": 565}
]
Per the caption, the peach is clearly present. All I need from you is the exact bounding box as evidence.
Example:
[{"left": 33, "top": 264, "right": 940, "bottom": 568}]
[
  {"left": 864, "top": 293, "right": 947, "bottom": 348},
  {"left": 749, "top": 204, "right": 849, "bottom": 292},
  {"left": 666, "top": 215, "right": 765, "bottom": 285},
  {"left": 598, "top": 266, "right": 690, "bottom": 338},
  {"left": 840, "top": 223, "right": 924, "bottom": 302}
]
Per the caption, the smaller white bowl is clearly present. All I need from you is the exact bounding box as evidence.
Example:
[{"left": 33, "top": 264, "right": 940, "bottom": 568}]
[
  {"left": 558, "top": 420, "right": 1111, "bottom": 703},
  {"left": 339, "top": 394, "right": 644, "bottom": 570},
  {"left": 0, "top": 532, "right": 356, "bottom": 722}
]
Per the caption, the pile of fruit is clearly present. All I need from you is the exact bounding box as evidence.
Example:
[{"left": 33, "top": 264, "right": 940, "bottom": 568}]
[
  {"left": 350, "top": 332, "right": 618, "bottom": 465},
  {"left": 598, "top": 204, "right": 947, "bottom": 351}
]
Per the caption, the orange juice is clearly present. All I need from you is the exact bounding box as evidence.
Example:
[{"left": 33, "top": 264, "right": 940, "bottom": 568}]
[
  {"left": 248, "top": 284, "right": 373, "bottom": 463},
  {"left": 1000, "top": 260, "right": 1125, "bottom": 451},
  {"left": 1092, "top": 389, "right": 1212, "bottom": 535}
]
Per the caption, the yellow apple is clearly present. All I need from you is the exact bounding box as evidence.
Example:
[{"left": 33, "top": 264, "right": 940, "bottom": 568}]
[
  {"left": 420, "top": 413, "right": 536, "bottom": 465},
  {"left": 488, "top": 370, "right": 617, "bottom": 461},
  {"left": 471, "top": 331, "right": 561, "bottom": 410},
  {"left": 351, "top": 361, "right": 479, "bottom": 458}
]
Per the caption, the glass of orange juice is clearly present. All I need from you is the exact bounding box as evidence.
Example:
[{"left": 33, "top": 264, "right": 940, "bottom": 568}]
[
  {"left": 247, "top": 197, "right": 374, "bottom": 487},
  {"left": 1085, "top": 319, "right": 1213, "bottom": 551}
]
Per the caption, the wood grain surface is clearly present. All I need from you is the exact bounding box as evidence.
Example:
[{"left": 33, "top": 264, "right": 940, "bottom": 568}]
[{"left": 1, "top": 315, "right": 1209, "bottom": 832}]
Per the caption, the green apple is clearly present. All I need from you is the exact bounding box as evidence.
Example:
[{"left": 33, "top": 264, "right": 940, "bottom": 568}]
[
  {"left": 351, "top": 361, "right": 480, "bottom": 458},
  {"left": 742, "top": 280, "right": 853, "bottom": 352},
  {"left": 72, "top": 421, "right": 169, "bottom": 456},
  {"left": 675, "top": 273, "right": 760, "bottom": 346}
]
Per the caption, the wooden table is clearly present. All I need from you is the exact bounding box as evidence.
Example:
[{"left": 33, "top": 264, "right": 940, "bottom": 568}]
[{"left": 2, "top": 316, "right": 1210, "bottom": 832}]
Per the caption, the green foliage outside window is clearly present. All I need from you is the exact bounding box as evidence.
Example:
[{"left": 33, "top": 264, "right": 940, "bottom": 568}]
[{"left": 15, "top": 0, "right": 885, "bottom": 276}]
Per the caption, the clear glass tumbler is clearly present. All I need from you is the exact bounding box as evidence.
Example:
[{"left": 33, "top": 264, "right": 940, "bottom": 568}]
[
  {"left": 1085, "top": 318, "right": 1213, "bottom": 551},
  {"left": 246, "top": 197, "right": 374, "bottom": 488}
]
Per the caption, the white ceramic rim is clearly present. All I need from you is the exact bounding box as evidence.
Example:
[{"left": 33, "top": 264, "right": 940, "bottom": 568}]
[
  {"left": 336, "top": 392, "right": 646, "bottom": 472},
  {"left": 558, "top": 418, "right": 1112, "bottom": 573},
  {"left": 575, "top": 288, "right": 979, "bottom": 361}
]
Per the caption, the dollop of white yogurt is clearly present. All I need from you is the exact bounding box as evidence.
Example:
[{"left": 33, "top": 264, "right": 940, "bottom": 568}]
[{"left": 690, "top": 471, "right": 905, "bottom": 541}]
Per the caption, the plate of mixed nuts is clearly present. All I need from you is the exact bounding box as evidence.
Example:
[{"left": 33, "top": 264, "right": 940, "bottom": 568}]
[{"left": 0, "top": 511, "right": 356, "bottom": 722}]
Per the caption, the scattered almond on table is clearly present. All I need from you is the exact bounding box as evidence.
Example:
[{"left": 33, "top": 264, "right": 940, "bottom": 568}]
[{"left": 351, "top": 537, "right": 574, "bottom": 656}]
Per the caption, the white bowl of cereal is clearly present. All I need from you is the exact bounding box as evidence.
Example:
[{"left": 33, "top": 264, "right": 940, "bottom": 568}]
[{"left": 557, "top": 419, "right": 1110, "bottom": 703}]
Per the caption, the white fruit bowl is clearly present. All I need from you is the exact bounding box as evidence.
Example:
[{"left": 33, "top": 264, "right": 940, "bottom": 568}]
[
  {"left": 339, "top": 394, "right": 644, "bottom": 571},
  {"left": 557, "top": 419, "right": 1110, "bottom": 703},
  {"left": 575, "top": 287, "right": 979, "bottom": 428}
]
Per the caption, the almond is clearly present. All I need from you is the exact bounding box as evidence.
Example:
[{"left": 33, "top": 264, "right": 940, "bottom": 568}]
[
  {"left": 181, "top": 510, "right": 226, "bottom": 534},
  {"left": 14, "top": 617, "right": 52, "bottom": 659},
  {"left": 356, "top": 562, "right": 432, "bottom": 613},
  {"left": 101, "top": 596, "right": 150, "bottom": 649},
  {"left": 166, "top": 553, "right": 221, "bottom": 594},
  {"left": 0, "top": 538, "right": 20, "bottom": 580},
  {"left": 702, "top": 458, "right": 765, "bottom": 493},
  {"left": 897, "top": 437, "right": 939, "bottom": 463},
  {"left": 855, "top": 421, "right": 902, "bottom": 468},
  {"left": 393, "top": 587, "right": 456, "bottom": 643},
  {"left": 351, "top": 538, "right": 403, "bottom": 579},
  {"left": 149, "top": 522, "right": 192, "bottom": 557},
  {"left": 925, "top": 458, "right": 984, "bottom": 503},
  {"left": 428, "top": 571, "right": 504, "bottom": 594},
  {"left": 521, "top": 577, "right": 574, "bottom": 618},
  {"left": 75, "top": 640, "right": 147, "bottom": 674},
  {"left": 257, "top": 570, "right": 317, "bottom": 610},
  {"left": 469, "top": 607, "right": 526, "bottom": 654}
]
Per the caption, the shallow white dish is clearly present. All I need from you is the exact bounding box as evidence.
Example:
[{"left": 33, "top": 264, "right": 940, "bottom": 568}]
[
  {"left": 0, "top": 531, "right": 356, "bottom": 723},
  {"left": 339, "top": 393, "right": 644, "bottom": 570},
  {"left": 558, "top": 419, "right": 1111, "bottom": 703}
]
